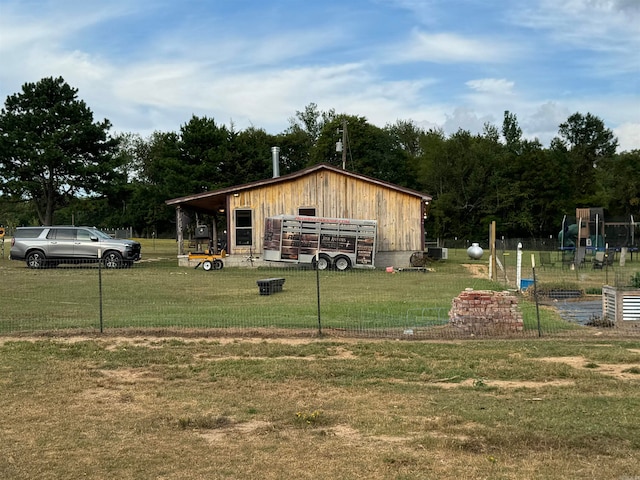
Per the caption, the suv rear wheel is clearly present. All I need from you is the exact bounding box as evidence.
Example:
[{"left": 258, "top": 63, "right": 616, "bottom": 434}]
[{"left": 26, "top": 250, "right": 46, "bottom": 269}]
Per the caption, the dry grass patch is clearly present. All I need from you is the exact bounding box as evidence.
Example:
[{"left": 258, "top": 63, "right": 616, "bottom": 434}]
[
  {"left": 429, "top": 377, "right": 576, "bottom": 389},
  {"left": 537, "top": 355, "right": 640, "bottom": 381},
  {"left": 1, "top": 337, "right": 639, "bottom": 479}
]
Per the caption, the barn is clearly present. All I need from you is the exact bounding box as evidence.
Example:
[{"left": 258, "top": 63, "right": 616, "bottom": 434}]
[{"left": 165, "top": 160, "right": 432, "bottom": 268}]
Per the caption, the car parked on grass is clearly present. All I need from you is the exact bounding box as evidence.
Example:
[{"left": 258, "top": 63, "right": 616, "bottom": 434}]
[{"left": 10, "top": 226, "right": 142, "bottom": 269}]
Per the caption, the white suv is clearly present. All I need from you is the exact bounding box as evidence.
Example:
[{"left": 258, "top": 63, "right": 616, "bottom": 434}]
[{"left": 10, "top": 226, "right": 142, "bottom": 269}]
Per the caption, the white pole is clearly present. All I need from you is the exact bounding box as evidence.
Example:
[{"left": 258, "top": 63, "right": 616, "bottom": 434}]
[{"left": 516, "top": 242, "right": 522, "bottom": 290}]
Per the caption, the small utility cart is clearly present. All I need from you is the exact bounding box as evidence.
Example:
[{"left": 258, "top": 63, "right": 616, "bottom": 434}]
[{"left": 189, "top": 249, "right": 226, "bottom": 271}]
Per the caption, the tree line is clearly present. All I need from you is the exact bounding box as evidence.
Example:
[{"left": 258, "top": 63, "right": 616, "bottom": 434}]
[{"left": 1, "top": 77, "right": 638, "bottom": 241}]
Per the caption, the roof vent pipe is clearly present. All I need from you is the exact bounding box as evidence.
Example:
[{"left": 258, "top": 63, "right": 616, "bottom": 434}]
[{"left": 271, "top": 146, "right": 280, "bottom": 178}]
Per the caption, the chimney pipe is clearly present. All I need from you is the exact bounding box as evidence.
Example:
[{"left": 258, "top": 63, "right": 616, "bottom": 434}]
[{"left": 271, "top": 146, "right": 280, "bottom": 178}]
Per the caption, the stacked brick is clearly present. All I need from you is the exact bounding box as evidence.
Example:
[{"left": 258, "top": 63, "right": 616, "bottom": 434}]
[{"left": 449, "top": 288, "right": 524, "bottom": 335}]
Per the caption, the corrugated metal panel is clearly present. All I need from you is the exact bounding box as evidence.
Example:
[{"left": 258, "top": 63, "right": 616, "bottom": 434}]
[
  {"left": 603, "top": 290, "right": 617, "bottom": 321},
  {"left": 622, "top": 295, "right": 640, "bottom": 321}
]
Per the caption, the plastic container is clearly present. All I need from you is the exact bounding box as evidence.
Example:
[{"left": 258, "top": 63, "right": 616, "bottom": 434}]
[{"left": 520, "top": 278, "right": 534, "bottom": 290}]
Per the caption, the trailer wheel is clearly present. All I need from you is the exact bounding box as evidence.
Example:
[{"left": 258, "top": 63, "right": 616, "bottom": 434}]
[
  {"left": 334, "top": 255, "right": 351, "bottom": 271},
  {"left": 212, "top": 259, "right": 224, "bottom": 270},
  {"left": 202, "top": 260, "right": 213, "bottom": 271},
  {"left": 313, "top": 254, "right": 332, "bottom": 270}
]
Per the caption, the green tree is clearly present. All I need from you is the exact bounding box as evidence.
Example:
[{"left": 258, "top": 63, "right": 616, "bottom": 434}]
[
  {"left": 501, "top": 110, "right": 523, "bottom": 153},
  {"left": 228, "top": 126, "right": 276, "bottom": 184},
  {"left": 287, "top": 102, "right": 336, "bottom": 146},
  {"left": 599, "top": 149, "right": 640, "bottom": 218},
  {"left": 311, "top": 114, "right": 409, "bottom": 184},
  {"left": 494, "top": 112, "right": 568, "bottom": 237},
  {"left": 385, "top": 119, "right": 424, "bottom": 189},
  {"left": 0, "top": 77, "right": 121, "bottom": 225},
  {"left": 417, "top": 128, "right": 498, "bottom": 239},
  {"left": 552, "top": 112, "right": 618, "bottom": 205},
  {"left": 273, "top": 128, "right": 311, "bottom": 174},
  {"left": 131, "top": 130, "right": 183, "bottom": 234},
  {"left": 278, "top": 103, "right": 336, "bottom": 173}
]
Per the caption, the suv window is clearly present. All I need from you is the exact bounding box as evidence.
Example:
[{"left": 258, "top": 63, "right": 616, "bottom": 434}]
[
  {"left": 47, "top": 228, "right": 76, "bottom": 240},
  {"left": 14, "top": 228, "right": 43, "bottom": 238},
  {"left": 76, "top": 229, "right": 94, "bottom": 241}
]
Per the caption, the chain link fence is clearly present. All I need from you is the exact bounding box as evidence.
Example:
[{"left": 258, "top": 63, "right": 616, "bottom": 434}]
[{"left": 1, "top": 238, "right": 639, "bottom": 339}]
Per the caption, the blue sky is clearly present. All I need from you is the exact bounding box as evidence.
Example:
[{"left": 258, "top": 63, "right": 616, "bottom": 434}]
[{"left": 1, "top": 0, "right": 639, "bottom": 151}]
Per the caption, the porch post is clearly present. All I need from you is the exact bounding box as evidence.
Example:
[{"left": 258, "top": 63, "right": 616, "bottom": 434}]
[{"left": 176, "top": 206, "right": 184, "bottom": 255}]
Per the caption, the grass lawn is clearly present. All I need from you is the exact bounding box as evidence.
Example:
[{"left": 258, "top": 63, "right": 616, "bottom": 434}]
[
  {"left": 1, "top": 239, "right": 639, "bottom": 478},
  {"left": 4, "top": 239, "right": 631, "bottom": 336},
  {"left": 0, "top": 336, "right": 639, "bottom": 479}
]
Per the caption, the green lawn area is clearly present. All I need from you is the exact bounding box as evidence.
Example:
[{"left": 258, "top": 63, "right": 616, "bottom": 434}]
[{"left": 0, "top": 239, "right": 638, "bottom": 337}]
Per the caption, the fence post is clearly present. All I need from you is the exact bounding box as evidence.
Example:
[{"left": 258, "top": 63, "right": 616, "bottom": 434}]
[
  {"left": 532, "top": 254, "right": 541, "bottom": 337},
  {"left": 316, "top": 251, "right": 322, "bottom": 336},
  {"left": 98, "top": 248, "right": 104, "bottom": 333}
]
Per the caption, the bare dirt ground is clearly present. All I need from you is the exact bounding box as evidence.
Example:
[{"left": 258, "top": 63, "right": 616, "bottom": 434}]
[
  {"left": 463, "top": 263, "right": 489, "bottom": 278},
  {"left": 536, "top": 355, "right": 640, "bottom": 381}
]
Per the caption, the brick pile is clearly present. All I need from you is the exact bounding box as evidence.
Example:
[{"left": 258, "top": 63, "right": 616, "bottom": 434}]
[{"left": 449, "top": 288, "right": 523, "bottom": 335}]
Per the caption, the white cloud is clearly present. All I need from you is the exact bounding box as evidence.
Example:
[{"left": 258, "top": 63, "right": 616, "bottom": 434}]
[
  {"left": 442, "top": 107, "right": 496, "bottom": 135},
  {"left": 614, "top": 123, "right": 640, "bottom": 152},
  {"left": 0, "top": 0, "right": 638, "bottom": 152},
  {"left": 514, "top": 0, "right": 640, "bottom": 50},
  {"left": 466, "top": 78, "right": 515, "bottom": 95},
  {"left": 396, "top": 30, "right": 515, "bottom": 63},
  {"left": 522, "top": 102, "right": 572, "bottom": 144}
]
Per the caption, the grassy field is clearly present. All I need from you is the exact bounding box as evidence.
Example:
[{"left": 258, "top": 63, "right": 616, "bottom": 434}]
[
  {"left": 1, "top": 239, "right": 639, "bottom": 478},
  {"left": 0, "top": 240, "right": 573, "bottom": 336},
  {"left": 0, "top": 336, "right": 639, "bottom": 479},
  {"left": 1, "top": 238, "right": 639, "bottom": 337}
]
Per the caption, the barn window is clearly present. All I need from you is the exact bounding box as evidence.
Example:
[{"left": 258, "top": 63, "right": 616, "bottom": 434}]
[
  {"left": 298, "top": 207, "right": 316, "bottom": 216},
  {"left": 235, "top": 209, "right": 253, "bottom": 246}
]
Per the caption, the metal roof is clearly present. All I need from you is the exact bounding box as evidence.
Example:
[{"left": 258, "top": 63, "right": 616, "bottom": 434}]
[{"left": 165, "top": 163, "right": 431, "bottom": 213}]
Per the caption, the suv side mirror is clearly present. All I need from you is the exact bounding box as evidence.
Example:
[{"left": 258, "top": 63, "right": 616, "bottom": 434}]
[{"left": 90, "top": 236, "right": 99, "bottom": 242}]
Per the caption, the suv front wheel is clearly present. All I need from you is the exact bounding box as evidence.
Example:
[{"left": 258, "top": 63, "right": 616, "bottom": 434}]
[{"left": 103, "top": 251, "right": 123, "bottom": 269}]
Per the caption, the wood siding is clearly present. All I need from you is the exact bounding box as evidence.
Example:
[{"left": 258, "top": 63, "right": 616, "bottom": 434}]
[{"left": 228, "top": 170, "right": 423, "bottom": 254}]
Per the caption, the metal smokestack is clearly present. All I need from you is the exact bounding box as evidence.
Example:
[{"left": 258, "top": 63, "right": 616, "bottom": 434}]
[{"left": 271, "top": 146, "right": 280, "bottom": 178}]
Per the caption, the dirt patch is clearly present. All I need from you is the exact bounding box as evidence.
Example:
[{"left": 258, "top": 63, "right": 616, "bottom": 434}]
[
  {"left": 330, "top": 346, "right": 358, "bottom": 359},
  {"left": 429, "top": 378, "right": 575, "bottom": 389},
  {"left": 198, "top": 420, "right": 418, "bottom": 447},
  {"left": 198, "top": 354, "right": 319, "bottom": 362},
  {"left": 0, "top": 335, "right": 334, "bottom": 347},
  {"left": 462, "top": 264, "right": 488, "bottom": 279},
  {"left": 328, "top": 424, "right": 361, "bottom": 439},
  {"left": 194, "top": 345, "right": 358, "bottom": 362},
  {"left": 537, "top": 356, "right": 640, "bottom": 380},
  {"left": 198, "top": 420, "right": 273, "bottom": 443},
  {"left": 97, "top": 368, "right": 160, "bottom": 383}
]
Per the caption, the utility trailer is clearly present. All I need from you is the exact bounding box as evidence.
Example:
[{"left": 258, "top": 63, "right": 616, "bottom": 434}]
[{"left": 263, "top": 215, "right": 377, "bottom": 270}]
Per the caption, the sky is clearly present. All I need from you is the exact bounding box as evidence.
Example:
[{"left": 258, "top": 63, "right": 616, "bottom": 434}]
[{"left": 1, "top": 0, "right": 639, "bottom": 152}]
